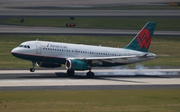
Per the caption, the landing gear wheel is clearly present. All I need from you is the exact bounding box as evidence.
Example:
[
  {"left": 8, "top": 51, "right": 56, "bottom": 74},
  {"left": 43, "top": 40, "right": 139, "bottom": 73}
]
[
  {"left": 30, "top": 61, "right": 36, "bottom": 72},
  {"left": 30, "top": 68, "right": 35, "bottom": 72},
  {"left": 67, "top": 70, "right": 75, "bottom": 76},
  {"left": 86, "top": 71, "right": 94, "bottom": 78}
]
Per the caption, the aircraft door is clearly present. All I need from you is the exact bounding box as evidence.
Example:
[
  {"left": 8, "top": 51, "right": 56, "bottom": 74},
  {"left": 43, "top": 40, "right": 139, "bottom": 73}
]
[
  {"left": 36, "top": 43, "right": 42, "bottom": 54},
  {"left": 75, "top": 49, "right": 78, "bottom": 55}
]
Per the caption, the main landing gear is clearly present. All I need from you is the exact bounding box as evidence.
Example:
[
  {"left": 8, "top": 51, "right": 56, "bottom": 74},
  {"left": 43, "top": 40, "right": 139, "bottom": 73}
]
[
  {"left": 86, "top": 70, "right": 94, "bottom": 78},
  {"left": 66, "top": 69, "right": 95, "bottom": 78},
  {"left": 86, "top": 61, "right": 94, "bottom": 78},
  {"left": 67, "top": 69, "right": 75, "bottom": 76},
  {"left": 30, "top": 62, "right": 36, "bottom": 72}
]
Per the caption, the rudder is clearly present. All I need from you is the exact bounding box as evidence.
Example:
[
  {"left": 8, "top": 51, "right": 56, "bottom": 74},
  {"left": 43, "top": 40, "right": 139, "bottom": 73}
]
[{"left": 125, "top": 22, "right": 156, "bottom": 52}]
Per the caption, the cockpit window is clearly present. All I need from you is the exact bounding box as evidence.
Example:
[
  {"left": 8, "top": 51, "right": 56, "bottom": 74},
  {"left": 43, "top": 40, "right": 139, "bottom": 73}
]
[
  {"left": 18, "top": 45, "right": 30, "bottom": 49},
  {"left": 19, "top": 45, "right": 23, "bottom": 47},
  {"left": 24, "top": 45, "right": 27, "bottom": 48}
]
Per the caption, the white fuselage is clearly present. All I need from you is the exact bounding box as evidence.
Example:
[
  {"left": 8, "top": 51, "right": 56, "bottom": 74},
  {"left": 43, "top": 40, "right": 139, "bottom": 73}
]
[{"left": 11, "top": 40, "right": 156, "bottom": 67}]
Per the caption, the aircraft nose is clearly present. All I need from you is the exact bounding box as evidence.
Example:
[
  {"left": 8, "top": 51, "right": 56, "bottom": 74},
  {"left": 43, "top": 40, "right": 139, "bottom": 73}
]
[
  {"left": 11, "top": 48, "right": 16, "bottom": 56},
  {"left": 11, "top": 48, "right": 17, "bottom": 54},
  {"left": 11, "top": 47, "right": 20, "bottom": 57},
  {"left": 11, "top": 48, "right": 15, "bottom": 53}
]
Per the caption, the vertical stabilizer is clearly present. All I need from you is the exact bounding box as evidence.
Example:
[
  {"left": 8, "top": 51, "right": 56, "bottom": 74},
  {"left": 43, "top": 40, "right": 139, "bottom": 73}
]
[{"left": 125, "top": 22, "right": 156, "bottom": 52}]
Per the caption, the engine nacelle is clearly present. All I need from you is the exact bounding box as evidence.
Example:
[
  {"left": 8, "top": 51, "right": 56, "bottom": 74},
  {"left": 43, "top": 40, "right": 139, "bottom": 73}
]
[
  {"left": 36, "top": 62, "right": 61, "bottom": 68},
  {"left": 65, "top": 59, "right": 90, "bottom": 70}
]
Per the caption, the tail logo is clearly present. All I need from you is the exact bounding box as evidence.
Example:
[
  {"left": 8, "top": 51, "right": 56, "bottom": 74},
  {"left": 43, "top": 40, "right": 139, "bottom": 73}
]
[{"left": 137, "top": 28, "right": 152, "bottom": 49}]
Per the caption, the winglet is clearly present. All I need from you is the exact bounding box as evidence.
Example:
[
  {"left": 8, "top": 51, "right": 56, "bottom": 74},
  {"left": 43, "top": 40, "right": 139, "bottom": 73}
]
[{"left": 125, "top": 22, "right": 156, "bottom": 52}]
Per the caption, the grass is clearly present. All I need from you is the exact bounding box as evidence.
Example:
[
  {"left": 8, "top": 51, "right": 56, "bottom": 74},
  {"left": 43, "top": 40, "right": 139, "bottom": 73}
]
[
  {"left": 0, "top": 89, "right": 180, "bottom": 112},
  {"left": 0, "top": 17, "right": 180, "bottom": 31},
  {"left": 1, "top": 35, "right": 180, "bottom": 68}
]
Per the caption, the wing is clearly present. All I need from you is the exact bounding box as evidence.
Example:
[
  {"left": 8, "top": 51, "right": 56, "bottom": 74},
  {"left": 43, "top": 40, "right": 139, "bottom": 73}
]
[
  {"left": 64, "top": 54, "right": 148, "bottom": 69},
  {"left": 68, "top": 55, "right": 137, "bottom": 60}
]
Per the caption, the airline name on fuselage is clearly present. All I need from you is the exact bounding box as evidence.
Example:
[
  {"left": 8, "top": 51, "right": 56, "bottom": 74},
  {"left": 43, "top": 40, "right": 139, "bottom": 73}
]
[{"left": 47, "top": 43, "right": 68, "bottom": 49}]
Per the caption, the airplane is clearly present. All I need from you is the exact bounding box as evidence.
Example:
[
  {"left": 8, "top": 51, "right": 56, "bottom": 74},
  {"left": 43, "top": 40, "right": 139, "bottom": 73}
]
[{"left": 11, "top": 22, "right": 157, "bottom": 78}]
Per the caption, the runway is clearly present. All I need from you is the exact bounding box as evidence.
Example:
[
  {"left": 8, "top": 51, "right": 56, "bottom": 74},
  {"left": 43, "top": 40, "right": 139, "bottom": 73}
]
[
  {"left": 2, "top": 0, "right": 179, "bottom": 8},
  {"left": 1, "top": 25, "right": 180, "bottom": 36},
  {"left": 1, "top": 0, "right": 180, "bottom": 17},
  {"left": 1, "top": 9, "right": 180, "bottom": 17},
  {"left": 0, "top": 69, "right": 180, "bottom": 90}
]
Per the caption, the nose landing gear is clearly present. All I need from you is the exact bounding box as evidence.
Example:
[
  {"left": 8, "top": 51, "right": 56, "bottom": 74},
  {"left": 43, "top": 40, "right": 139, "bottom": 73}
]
[
  {"left": 30, "top": 62, "right": 36, "bottom": 72},
  {"left": 30, "top": 68, "right": 35, "bottom": 72}
]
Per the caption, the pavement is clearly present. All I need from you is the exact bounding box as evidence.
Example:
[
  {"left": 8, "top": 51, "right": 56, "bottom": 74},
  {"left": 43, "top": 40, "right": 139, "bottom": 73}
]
[
  {"left": 0, "top": 69, "right": 180, "bottom": 90},
  {"left": 0, "top": 25, "right": 180, "bottom": 36},
  {"left": 1, "top": 10, "right": 180, "bottom": 17},
  {"left": 1, "top": 0, "right": 179, "bottom": 8}
]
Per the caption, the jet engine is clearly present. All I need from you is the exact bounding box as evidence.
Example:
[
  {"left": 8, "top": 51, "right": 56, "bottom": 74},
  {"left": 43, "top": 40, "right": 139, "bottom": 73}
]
[
  {"left": 65, "top": 59, "right": 90, "bottom": 70},
  {"left": 36, "top": 62, "right": 61, "bottom": 68}
]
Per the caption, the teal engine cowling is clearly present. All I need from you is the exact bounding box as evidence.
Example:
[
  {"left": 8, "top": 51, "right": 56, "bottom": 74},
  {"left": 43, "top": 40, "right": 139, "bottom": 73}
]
[{"left": 65, "top": 59, "right": 90, "bottom": 70}]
